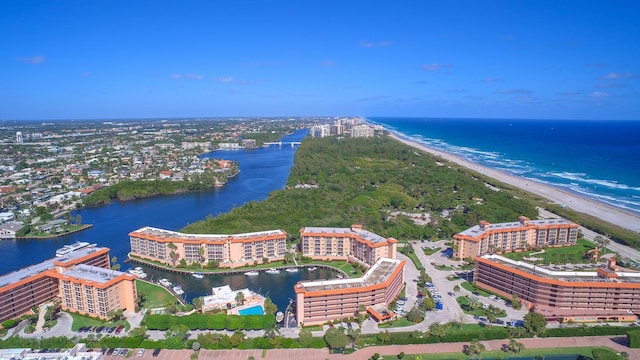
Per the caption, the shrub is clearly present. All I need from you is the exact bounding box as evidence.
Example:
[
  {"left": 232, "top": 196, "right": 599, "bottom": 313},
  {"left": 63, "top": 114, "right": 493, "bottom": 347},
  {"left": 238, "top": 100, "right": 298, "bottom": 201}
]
[
  {"left": 628, "top": 330, "right": 640, "bottom": 348},
  {"left": 592, "top": 348, "right": 621, "bottom": 360},
  {"left": 1, "top": 319, "right": 17, "bottom": 329}
]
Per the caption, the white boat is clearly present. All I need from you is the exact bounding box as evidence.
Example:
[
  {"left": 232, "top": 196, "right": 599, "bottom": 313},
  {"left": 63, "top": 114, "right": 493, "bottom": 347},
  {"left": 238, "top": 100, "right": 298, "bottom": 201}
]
[
  {"left": 56, "top": 241, "right": 94, "bottom": 256},
  {"left": 127, "top": 267, "right": 147, "bottom": 279},
  {"left": 172, "top": 285, "right": 184, "bottom": 295},
  {"left": 307, "top": 266, "right": 318, "bottom": 271},
  {"left": 192, "top": 273, "right": 204, "bottom": 279},
  {"left": 285, "top": 268, "right": 299, "bottom": 273},
  {"left": 336, "top": 274, "right": 345, "bottom": 279},
  {"left": 158, "top": 278, "right": 172, "bottom": 287},
  {"left": 265, "top": 268, "right": 280, "bottom": 274},
  {"left": 244, "top": 271, "right": 260, "bottom": 276},
  {"left": 275, "top": 311, "right": 284, "bottom": 323}
]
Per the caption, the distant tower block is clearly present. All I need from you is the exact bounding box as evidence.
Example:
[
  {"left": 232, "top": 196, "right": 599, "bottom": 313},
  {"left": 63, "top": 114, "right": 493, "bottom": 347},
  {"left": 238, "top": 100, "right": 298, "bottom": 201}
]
[{"left": 16, "top": 132, "right": 23, "bottom": 144}]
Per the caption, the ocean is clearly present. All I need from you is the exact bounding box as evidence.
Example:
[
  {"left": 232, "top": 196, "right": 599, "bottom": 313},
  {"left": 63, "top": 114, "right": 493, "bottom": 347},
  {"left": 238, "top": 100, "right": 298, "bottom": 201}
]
[{"left": 368, "top": 118, "right": 640, "bottom": 214}]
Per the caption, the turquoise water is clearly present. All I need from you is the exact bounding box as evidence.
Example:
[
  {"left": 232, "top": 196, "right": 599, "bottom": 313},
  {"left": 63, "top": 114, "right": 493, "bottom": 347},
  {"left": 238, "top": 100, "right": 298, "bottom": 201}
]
[
  {"left": 239, "top": 305, "right": 264, "bottom": 316},
  {"left": 369, "top": 117, "right": 640, "bottom": 214}
]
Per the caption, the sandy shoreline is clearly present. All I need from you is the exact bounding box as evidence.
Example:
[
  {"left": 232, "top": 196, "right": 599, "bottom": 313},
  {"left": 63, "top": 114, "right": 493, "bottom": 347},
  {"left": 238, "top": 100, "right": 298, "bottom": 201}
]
[{"left": 388, "top": 133, "right": 640, "bottom": 233}]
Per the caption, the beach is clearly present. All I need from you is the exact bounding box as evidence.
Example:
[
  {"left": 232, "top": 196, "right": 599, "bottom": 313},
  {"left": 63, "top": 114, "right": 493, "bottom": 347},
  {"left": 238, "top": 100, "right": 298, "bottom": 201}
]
[{"left": 390, "top": 133, "right": 640, "bottom": 233}]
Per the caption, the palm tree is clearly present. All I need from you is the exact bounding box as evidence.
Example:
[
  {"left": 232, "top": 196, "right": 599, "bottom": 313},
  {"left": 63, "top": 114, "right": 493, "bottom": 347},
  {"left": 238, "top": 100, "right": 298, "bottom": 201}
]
[
  {"left": 235, "top": 291, "right": 245, "bottom": 306},
  {"left": 167, "top": 243, "right": 179, "bottom": 266}
]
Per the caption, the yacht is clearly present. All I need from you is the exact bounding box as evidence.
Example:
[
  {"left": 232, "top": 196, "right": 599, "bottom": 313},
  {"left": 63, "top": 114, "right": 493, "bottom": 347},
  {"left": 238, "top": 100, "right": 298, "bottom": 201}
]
[
  {"left": 244, "top": 271, "right": 260, "bottom": 276},
  {"left": 56, "top": 241, "right": 94, "bottom": 257},
  {"left": 307, "top": 266, "right": 318, "bottom": 271},
  {"left": 172, "top": 285, "right": 184, "bottom": 295},
  {"left": 158, "top": 278, "right": 172, "bottom": 287},
  {"left": 285, "top": 268, "right": 299, "bottom": 273},
  {"left": 265, "top": 268, "right": 280, "bottom": 275},
  {"left": 127, "top": 267, "right": 147, "bottom": 279},
  {"left": 192, "top": 272, "right": 204, "bottom": 279}
]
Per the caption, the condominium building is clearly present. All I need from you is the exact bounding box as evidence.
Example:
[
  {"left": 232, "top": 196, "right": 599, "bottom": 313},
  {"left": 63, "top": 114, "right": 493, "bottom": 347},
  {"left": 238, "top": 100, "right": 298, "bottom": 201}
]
[
  {"left": 58, "top": 264, "right": 137, "bottom": 318},
  {"left": 300, "top": 225, "right": 397, "bottom": 266},
  {"left": 474, "top": 254, "right": 640, "bottom": 323},
  {"left": 349, "top": 124, "right": 375, "bottom": 138},
  {"left": 0, "top": 247, "right": 136, "bottom": 323},
  {"left": 129, "top": 226, "right": 287, "bottom": 267},
  {"left": 453, "top": 216, "right": 578, "bottom": 260},
  {"left": 294, "top": 258, "right": 405, "bottom": 326}
]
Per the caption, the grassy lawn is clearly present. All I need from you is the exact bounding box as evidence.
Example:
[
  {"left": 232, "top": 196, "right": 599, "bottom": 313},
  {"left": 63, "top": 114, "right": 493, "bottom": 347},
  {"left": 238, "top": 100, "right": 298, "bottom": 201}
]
[
  {"left": 422, "top": 247, "right": 440, "bottom": 256},
  {"left": 501, "top": 239, "right": 610, "bottom": 264},
  {"left": 460, "top": 281, "right": 493, "bottom": 297},
  {"left": 378, "top": 317, "right": 415, "bottom": 328},
  {"left": 301, "top": 325, "right": 323, "bottom": 331},
  {"left": 381, "top": 346, "right": 609, "bottom": 360},
  {"left": 433, "top": 264, "right": 455, "bottom": 271},
  {"left": 136, "top": 280, "right": 179, "bottom": 308},
  {"left": 69, "top": 312, "right": 129, "bottom": 331},
  {"left": 456, "top": 296, "right": 506, "bottom": 318}
]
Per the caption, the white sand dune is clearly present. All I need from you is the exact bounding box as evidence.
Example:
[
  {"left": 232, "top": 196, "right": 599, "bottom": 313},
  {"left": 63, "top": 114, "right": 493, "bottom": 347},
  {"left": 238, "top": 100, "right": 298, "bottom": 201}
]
[{"left": 389, "top": 133, "right": 640, "bottom": 233}]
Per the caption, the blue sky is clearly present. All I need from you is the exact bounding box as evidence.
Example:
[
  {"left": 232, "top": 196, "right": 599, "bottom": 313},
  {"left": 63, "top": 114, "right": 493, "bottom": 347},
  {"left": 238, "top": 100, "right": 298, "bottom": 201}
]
[{"left": 1, "top": 1, "right": 639, "bottom": 120}]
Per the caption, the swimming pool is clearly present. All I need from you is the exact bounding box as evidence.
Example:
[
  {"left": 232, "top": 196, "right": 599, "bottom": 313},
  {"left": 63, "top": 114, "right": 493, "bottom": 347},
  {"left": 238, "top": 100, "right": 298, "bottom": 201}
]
[{"left": 238, "top": 305, "right": 264, "bottom": 316}]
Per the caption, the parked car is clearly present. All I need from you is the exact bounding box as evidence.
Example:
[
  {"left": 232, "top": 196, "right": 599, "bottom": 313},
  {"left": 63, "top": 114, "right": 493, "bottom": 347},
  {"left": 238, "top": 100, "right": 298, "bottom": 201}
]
[
  {"left": 113, "top": 348, "right": 121, "bottom": 356},
  {"left": 106, "top": 348, "right": 115, "bottom": 356},
  {"left": 152, "top": 348, "right": 161, "bottom": 357},
  {"left": 137, "top": 349, "right": 145, "bottom": 357},
  {"left": 119, "top": 348, "right": 128, "bottom": 357},
  {"left": 115, "top": 325, "right": 125, "bottom": 334}
]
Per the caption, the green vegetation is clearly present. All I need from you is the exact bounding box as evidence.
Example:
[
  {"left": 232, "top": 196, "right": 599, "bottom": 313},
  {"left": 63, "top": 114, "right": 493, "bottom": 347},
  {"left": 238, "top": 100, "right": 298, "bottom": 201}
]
[
  {"left": 503, "top": 239, "right": 606, "bottom": 264},
  {"left": 144, "top": 313, "right": 276, "bottom": 331},
  {"left": 460, "top": 281, "right": 494, "bottom": 298},
  {"left": 422, "top": 247, "right": 440, "bottom": 256},
  {"left": 136, "top": 280, "right": 178, "bottom": 308},
  {"left": 456, "top": 296, "right": 506, "bottom": 318},
  {"left": 399, "top": 243, "right": 424, "bottom": 270},
  {"left": 628, "top": 330, "right": 640, "bottom": 348},
  {"left": 378, "top": 318, "right": 414, "bottom": 328},
  {"left": 83, "top": 174, "right": 236, "bottom": 206},
  {"left": 546, "top": 203, "right": 639, "bottom": 251},
  {"left": 1, "top": 320, "right": 17, "bottom": 329},
  {"left": 68, "top": 312, "right": 130, "bottom": 331},
  {"left": 381, "top": 346, "right": 613, "bottom": 360},
  {"left": 182, "top": 136, "right": 538, "bottom": 241}
]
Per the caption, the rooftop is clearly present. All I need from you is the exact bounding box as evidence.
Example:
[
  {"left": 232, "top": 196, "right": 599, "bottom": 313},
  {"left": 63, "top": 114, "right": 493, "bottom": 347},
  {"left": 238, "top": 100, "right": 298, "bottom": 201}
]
[
  {"left": 480, "top": 254, "right": 640, "bottom": 284},
  {"left": 297, "top": 258, "right": 403, "bottom": 293},
  {"left": 458, "top": 218, "right": 577, "bottom": 238},
  {"left": 131, "top": 226, "right": 285, "bottom": 241},
  {"left": 0, "top": 246, "right": 107, "bottom": 289},
  {"left": 60, "top": 264, "right": 125, "bottom": 284}
]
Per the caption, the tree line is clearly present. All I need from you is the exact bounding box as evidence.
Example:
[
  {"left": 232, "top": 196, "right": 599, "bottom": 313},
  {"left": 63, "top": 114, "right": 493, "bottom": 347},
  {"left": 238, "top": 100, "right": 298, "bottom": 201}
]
[{"left": 183, "top": 135, "right": 538, "bottom": 241}]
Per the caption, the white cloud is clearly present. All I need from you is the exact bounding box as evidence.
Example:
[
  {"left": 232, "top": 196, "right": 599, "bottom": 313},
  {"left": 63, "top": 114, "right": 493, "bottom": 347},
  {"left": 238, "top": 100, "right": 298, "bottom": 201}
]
[
  {"left": 17, "top": 56, "right": 45, "bottom": 64},
  {"left": 588, "top": 91, "right": 609, "bottom": 98},
  {"left": 172, "top": 73, "right": 204, "bottom": 80},
  {"left": 217, "top": 76, "right": 235, "bottom": 83},
  {"left": 600, "top": 72, "right": 636, "bottom": 79},
  {"left": 185, "top": 73, "right": 204, "bottom": 79}
]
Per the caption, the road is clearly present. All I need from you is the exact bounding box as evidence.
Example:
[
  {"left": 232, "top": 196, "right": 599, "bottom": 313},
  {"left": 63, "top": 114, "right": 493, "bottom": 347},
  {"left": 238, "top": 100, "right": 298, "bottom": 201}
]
[{"left": 538, "top": 207, "right": 640, "bottom": 262}]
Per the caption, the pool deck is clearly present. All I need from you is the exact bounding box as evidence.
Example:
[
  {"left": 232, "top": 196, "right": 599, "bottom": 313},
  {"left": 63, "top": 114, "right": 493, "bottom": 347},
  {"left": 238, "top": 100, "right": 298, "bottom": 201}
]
[{"left": 227, "top": 299, "right": 265, "bottom": 316}]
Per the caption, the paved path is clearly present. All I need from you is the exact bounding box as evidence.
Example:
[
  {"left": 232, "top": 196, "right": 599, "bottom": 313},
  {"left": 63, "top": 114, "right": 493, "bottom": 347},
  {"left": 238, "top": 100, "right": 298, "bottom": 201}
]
[{"left": 139, "top": 335, "right": 637, "bottom": 360}]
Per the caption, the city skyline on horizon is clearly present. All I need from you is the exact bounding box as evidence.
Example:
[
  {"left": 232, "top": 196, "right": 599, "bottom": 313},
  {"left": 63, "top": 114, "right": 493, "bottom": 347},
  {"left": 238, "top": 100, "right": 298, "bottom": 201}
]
[{"left": 2, "top": 1, "right": 639, "bottom": 121}]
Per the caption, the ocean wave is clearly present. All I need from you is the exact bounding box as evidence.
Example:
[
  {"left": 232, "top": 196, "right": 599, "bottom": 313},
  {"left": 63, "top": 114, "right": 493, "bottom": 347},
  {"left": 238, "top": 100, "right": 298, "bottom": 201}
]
[
  {"left": 548, "top": 172, "right": 640, "bottom": 192},
  {"left": 567, "top": 187, "right": 640, "bottom": 209}
]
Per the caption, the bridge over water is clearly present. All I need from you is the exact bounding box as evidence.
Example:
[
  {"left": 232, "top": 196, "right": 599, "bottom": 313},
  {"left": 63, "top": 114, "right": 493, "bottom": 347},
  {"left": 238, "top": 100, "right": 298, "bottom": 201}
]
[{"left": 263, "top": 141, "right": 302, "bottom": 148}]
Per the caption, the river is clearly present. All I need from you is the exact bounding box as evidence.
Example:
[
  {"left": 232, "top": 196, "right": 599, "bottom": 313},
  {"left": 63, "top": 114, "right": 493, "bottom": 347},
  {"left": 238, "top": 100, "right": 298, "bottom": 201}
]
[{"left": 0, "top": 128, "right": 335, "bottom": 310}]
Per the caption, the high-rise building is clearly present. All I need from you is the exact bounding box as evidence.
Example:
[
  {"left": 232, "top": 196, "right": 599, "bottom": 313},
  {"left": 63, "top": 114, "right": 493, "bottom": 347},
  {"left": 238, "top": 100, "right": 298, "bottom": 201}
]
[{"left": 16, "top": 132, "right": 23, "bottom": 144}]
